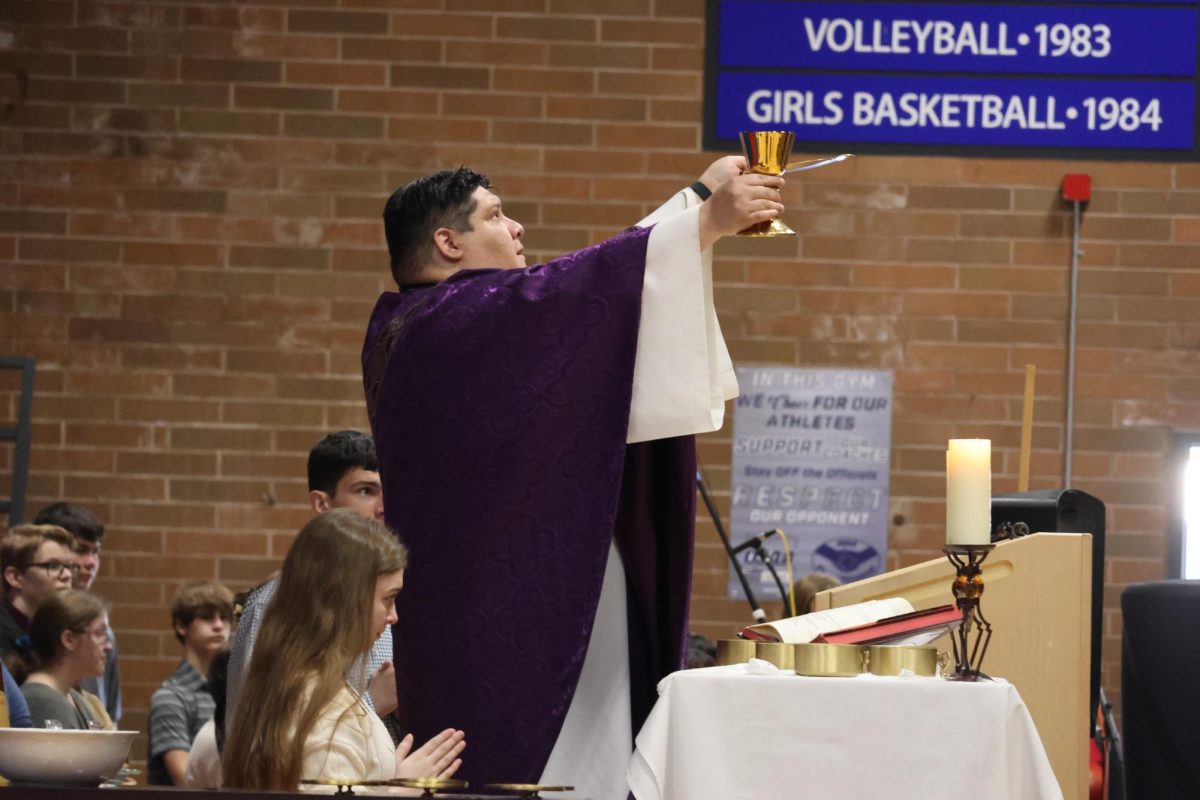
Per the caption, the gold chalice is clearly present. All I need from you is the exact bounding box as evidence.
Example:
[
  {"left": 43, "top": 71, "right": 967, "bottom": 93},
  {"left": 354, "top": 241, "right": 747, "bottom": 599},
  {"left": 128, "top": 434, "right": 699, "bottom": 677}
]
[
  {"left": 737, "top": 130, "right": 796, "bottom": 237},
  {"left": 737, "top": 132, "right": 855, "bottom": 237}
]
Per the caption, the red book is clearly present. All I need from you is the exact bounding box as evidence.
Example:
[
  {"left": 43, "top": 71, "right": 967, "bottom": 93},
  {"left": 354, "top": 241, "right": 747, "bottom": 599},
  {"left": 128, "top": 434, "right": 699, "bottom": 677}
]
[{"left": 815, "top": 604, "right": 962, "bottom": 646}]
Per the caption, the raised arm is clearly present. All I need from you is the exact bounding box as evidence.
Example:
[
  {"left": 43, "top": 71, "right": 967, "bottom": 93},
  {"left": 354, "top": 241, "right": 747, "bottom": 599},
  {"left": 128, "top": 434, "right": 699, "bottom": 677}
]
[{"left": 626, "top": 155, "right": 771, "bottom": 443}]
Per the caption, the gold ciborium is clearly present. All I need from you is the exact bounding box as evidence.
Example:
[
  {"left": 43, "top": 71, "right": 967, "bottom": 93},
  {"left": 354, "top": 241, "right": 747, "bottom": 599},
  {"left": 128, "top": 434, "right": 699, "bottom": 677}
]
[{"left": 738, "top": 130, "right": 795, "bottom": 237}]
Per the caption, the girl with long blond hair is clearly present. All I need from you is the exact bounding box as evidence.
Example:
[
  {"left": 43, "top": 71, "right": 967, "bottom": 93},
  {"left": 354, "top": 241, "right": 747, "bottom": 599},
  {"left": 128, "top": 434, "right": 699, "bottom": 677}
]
[{"left": 223, "top": 509, "right": 464, "bottom": 790}]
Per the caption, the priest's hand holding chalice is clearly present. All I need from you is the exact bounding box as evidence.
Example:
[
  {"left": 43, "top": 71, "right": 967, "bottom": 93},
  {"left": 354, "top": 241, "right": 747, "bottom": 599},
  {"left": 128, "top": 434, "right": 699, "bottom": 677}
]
[
  {"left": 734, "top": 130, "right": 854, "bottom": 237},
  {"left": 695, "top": 152, "right": 786, "bottom": 248}
]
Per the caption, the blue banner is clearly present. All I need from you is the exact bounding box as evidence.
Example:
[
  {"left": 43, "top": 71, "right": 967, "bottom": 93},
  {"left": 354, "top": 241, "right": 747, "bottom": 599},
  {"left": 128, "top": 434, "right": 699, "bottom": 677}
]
[
  {"left": 716, "top": 72, "right": 1195, "bottom": 150},
  {"left": 728, "top": 367, "right": 893, "bottom": 600},
  {"left": 720, "top": 2, "right": 1197, "bottom": 77},
  {"left": 706, "top": 0, "right": 1200, "bottom": 158}
]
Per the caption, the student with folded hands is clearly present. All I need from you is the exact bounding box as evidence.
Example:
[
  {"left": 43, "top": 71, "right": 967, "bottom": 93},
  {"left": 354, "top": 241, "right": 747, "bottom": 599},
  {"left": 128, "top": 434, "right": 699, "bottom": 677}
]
[{"left": 222, "top": 510, "right": 464, "bottom": 790}]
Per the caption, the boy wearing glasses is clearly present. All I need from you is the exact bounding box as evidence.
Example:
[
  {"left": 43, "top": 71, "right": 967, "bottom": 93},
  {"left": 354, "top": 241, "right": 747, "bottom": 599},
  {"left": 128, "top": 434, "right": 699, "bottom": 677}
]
[{"left": 0, "top": 524, "right": 77, "bottom": 667}]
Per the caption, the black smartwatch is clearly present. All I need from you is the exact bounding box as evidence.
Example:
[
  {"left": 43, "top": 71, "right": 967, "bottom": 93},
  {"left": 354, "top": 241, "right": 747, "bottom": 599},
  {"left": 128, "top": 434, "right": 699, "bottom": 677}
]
[{"left": 689, "top": 180, "right": 712, "bottom": 201}]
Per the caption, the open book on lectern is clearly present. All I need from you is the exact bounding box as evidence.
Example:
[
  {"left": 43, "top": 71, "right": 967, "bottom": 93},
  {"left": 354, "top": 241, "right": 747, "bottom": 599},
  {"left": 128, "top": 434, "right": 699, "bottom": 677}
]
[{"left": 738, "top": 597, "right": 962, "bottom": 647}]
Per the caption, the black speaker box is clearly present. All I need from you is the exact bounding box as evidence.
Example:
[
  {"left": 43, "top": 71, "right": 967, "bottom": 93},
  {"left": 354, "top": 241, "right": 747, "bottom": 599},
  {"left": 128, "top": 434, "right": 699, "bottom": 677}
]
[{"left": 1121, "top": 580, "right": 1200, "bottom": 800}]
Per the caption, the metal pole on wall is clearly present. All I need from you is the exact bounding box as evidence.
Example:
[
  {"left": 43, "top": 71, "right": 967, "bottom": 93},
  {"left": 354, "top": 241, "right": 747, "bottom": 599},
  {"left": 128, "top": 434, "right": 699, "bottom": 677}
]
[{"left": 1061, "top": 175, "right": 1091, "bottom": 488}]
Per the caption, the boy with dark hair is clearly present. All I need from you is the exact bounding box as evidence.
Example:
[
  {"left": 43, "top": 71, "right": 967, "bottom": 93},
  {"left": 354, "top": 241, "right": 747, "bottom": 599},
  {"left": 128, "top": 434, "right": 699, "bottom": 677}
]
[
  {"left": 225, "top": 430, "right": 398, "bottom": 745},
  {"left": 148, "top": 581, "right": 232, "bottom": 786},
  {"left": 31, "top": 501, "right": 120, "bottom": 721},
  {"left": 306, "top": 430, "right": 383, "bottom": 520}
]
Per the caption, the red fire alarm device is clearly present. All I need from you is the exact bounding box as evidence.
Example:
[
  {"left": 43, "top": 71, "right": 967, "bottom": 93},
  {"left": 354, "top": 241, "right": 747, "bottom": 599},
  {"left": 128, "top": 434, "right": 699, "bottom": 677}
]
[{"left": 1062, "top": 173, "right": 1092, "bottom": 202}]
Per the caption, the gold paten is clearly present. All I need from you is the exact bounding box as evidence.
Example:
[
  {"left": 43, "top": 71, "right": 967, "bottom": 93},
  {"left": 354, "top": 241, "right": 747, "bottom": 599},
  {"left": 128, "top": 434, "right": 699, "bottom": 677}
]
[
  {"left": 755, "top": 641, "right": 795, "bottom": 670},
  {"left": 715, "top": 638, "right": 757, "bottom": 666},
  {"left": 737, "top": 130, "right": 796, "bottom": 237},
  {"left": 867, "top": 645, "right": 945, "bottom": 678},
  {"left": 391, "top": 777, "right": 469, "bottom": 792},
  {"left": 793, "top": 643, "right": 865, "bottom": 677}
]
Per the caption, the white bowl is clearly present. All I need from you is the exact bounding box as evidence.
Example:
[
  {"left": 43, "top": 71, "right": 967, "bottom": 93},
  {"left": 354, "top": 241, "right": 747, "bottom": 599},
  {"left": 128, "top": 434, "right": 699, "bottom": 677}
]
[{"left": 0, "top": 728, "right": 137, "bottom": 785}]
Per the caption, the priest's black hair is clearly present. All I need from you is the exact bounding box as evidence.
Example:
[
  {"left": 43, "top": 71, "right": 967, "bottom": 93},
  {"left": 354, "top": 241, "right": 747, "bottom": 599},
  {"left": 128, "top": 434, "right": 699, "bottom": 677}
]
[{"left": 383, "top": 166, "right": 491, "bottom": 284}]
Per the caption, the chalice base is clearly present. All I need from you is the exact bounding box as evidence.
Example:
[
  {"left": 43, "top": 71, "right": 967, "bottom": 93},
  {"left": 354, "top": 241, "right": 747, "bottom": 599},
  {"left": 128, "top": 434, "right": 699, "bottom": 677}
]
[{"left": 737, "top": 218, "right": 796, "bottom": 237}]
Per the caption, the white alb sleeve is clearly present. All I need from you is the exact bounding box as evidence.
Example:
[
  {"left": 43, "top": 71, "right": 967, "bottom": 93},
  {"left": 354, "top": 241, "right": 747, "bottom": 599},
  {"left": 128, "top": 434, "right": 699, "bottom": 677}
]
[{"left": 626, "top": 189, "right": 738, "bottom": 444}]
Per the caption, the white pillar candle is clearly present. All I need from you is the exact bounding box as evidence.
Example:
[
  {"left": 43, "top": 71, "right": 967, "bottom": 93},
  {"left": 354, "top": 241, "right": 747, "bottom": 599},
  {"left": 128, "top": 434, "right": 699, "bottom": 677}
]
[{"left": 947, "top": 439, "right": 991, "bottom": 545}]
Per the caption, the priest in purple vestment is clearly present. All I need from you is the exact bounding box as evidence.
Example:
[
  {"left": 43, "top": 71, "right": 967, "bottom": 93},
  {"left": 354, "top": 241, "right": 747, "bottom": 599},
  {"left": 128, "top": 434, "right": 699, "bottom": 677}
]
[{"left": 361, "top": 160, "right": 784, "bottom": 798}]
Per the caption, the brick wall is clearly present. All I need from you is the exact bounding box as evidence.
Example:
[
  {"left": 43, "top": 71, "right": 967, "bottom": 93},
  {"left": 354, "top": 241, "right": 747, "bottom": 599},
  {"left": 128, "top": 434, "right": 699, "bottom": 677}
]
[{"left": 1, "top": 0, "right": 1194, "bottom": 749}]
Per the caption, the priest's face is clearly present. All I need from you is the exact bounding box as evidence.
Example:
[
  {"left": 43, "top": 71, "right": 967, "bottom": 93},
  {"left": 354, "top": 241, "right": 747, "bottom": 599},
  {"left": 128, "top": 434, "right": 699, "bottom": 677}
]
[{"left": 455, "top": 187, "right": 525, "bottom": 270}]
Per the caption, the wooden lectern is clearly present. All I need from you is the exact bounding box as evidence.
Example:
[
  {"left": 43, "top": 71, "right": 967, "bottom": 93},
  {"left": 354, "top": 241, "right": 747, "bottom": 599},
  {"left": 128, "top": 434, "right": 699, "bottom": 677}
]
[{"left": 812, "top": 533, "right": 1091, "bottom": 800}]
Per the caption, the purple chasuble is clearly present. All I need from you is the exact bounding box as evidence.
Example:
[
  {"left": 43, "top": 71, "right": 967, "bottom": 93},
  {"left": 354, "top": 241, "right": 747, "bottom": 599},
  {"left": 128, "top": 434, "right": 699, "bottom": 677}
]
[{"left": 362, "top": 227, "right": 696, "bottom": 786}]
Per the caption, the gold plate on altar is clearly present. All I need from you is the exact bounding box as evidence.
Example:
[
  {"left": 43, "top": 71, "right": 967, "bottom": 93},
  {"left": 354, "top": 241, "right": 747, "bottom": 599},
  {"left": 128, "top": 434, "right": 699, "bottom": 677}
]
[
  {"left": 793, "top": 643, "right": 865, "bottom": 677},
  {"left": 391, "top": 777, "right": 469, "bottom": 790}
]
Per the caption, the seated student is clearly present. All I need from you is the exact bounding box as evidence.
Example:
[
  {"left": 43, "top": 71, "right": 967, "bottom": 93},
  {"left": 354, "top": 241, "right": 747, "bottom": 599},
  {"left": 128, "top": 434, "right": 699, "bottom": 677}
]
[
  {"left": 1, "top": 524, "right": 77, "bottom": 667},
  {"left": 184, "top": 647, "right": 229, "bottom": 789},
  {"left": 2, "top": 658, "right": 33, "bottom": 727},
  {"left": 223, "top": 510, "right": 465, "bottom": 791},
  {"left": 12, "top": 590, "right": 114, "bottom": 730},
  {"left": 148, "top": 582, "right": 232, "bottom": 786},
  {"left": 226, "top": 431, "right": 399, "bottom": 744},
  {"left": 33, "top": 502, "right": 122, "bottom": 723}
]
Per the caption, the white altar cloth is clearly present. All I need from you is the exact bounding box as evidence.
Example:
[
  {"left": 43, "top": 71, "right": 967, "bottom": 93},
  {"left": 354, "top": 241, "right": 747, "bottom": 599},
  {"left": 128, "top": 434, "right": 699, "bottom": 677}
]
[{"left": 628, "top": 665, "right": 1063, "bottom": 800}]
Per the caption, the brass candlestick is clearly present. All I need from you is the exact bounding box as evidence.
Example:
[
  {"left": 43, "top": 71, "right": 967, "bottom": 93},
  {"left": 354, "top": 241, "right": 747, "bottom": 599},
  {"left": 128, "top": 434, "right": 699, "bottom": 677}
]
[{"left": 943, "top": 543, "right": 995, "bottom": 681}]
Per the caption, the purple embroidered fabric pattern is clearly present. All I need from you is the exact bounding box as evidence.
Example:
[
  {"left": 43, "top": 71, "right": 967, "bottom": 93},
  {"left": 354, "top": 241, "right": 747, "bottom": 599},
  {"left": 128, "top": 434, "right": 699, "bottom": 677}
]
[{"left": 361, "top": 226, "right": 696, "bottom": 785}]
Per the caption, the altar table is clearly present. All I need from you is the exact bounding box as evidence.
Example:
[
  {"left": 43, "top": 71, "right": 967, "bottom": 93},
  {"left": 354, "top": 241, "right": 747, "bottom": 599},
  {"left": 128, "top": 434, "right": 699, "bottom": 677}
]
[{"left": 627, "top": 665, "right": 1062, "bottom": 800}]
